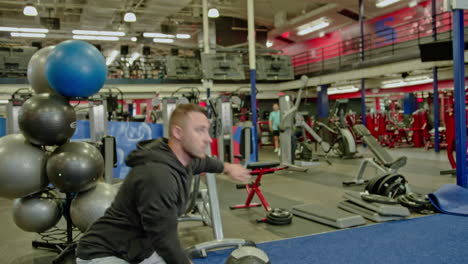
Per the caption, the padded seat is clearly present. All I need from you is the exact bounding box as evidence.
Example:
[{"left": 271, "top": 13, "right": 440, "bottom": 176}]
[{"left": 247, "top": 162, "right": 280, "bottom": 170}]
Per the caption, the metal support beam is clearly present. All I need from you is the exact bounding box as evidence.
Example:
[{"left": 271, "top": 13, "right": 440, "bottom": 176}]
[
  {"left": 247, "top": 0, "right": 258, "bottom": 162},
  {"left": 432, "top": 0, "right": 440, "bottom": 152},
  {"left": 452, "top": 9, "right": 467, "bottom": 187}
]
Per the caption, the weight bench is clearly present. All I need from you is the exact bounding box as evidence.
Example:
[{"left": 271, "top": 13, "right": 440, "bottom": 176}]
[
  {"left": 343, "top": 124, "right": 407, "bottom": 186},
  {"left": 230, "top": 162, "right": 285, "bottom": 212}
]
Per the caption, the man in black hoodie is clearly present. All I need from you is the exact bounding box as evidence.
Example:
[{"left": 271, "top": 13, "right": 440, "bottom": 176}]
[{"left": 76, "top": 104, "right": 251, "bottom": 264}]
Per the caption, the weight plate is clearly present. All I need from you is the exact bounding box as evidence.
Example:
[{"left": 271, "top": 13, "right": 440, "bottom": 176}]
[
  {"left": 268, "top": 208, "right": 292, "bottom": 218},
  {"left": 361, "top": 193, "right": 399, "bottom": 204},
  {"left": 376, "top": 174, "right": 405, "bottom": 196},
  {"left": 418, "top": 209, "right": 436, "bottom": 215},
  {"left": 383, "top": 181, "right": 406, "bottom": 199},
  {"left": 266, "top": 215, "right": 292, "bottom": 225},
  {"left": 267, "top": 212, "right": 293, "bottom": 222},
  {"left": 405, "top": 192, "right": 430, "bottom": 205},
  {"left": 365, "top": 176, "right": 383, "bottom": 193},
  {"left": 368, "top": 175, "right": 391, "bottom": 194},
  {"left": 397, "top": 195, "right": 425, "bottom": 210}
]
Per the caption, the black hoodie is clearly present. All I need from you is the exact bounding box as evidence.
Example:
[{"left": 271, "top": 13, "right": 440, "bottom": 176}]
[{"left": 76, "top": 138, "right": 224, "bottom": 264}]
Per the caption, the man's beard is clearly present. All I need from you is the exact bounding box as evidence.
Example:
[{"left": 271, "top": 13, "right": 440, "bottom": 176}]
[{"left": 182, "top": 141, "right": 206, "bottom": 159}]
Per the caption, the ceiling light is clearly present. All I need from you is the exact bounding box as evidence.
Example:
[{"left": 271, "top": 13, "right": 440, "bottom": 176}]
[
  {"left": 327, "top": 85, "right": 359, "bottom": 95},
  {"left": 0, "top": 27, "right": 48, "bottom": 33},
  {"left": 72, "top": 30, "right": 125, "bottom": 36},
  {"left": 11, "top": 32, "right": 45, "bottom": 38},
  {"left": 73, "top": 35, "right": 119, "bottom": 41},
  {"left": 376, "top": 0, "right": 401, "bottom": 8},
  {"left": 176, "top": 34, "right": 191, "bottom": 39},
  {"left": 124, "top": 12, "right": 137, "bottom": 22},
  {"left": 381, "top": 76, "right": 433, "bottom": 88},
  {"left": 266, "top": 41, "right": 273, "bottom": 48},
  {"left": 153, "top": 38, "right": 174, "bottom": 43},
  {"left": 297, "top": 17, "right": 330, "bottom": 36},
  {"left": 408, "top": 0, "right": 418, "bottom": 7},
  {"left": 208, "top": 8, "right": 220, "bottom": 18},
  {"left": 143, "top": 32, "right": 175, "bottom": 38},
  {"left": 131, "top": 37, "right": 137, "bottom": 42},
  {"left": 23, "top": 5, "right": 38, "bottom": 16}
]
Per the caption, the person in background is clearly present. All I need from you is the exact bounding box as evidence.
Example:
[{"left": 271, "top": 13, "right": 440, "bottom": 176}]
[{"left": 269, "top": 103, "right": 281, "bottom": 153}]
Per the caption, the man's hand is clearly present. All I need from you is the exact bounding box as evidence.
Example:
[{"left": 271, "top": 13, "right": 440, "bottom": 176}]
[{"left": 223, "top": 163, "right": 252, "bottom": 183}]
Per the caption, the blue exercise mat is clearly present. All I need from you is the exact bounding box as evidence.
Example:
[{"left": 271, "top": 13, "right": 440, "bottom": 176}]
[
  {"left": 193, "top": 214, "right": 468, "bottom": 264},
  {"left": 428, "top": 183, "right": 468, "bottom": 216}
]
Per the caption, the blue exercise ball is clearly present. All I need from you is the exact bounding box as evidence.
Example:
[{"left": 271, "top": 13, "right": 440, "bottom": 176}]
[{"left": 45, "top": 40, "right": 107, "bottom": 98}]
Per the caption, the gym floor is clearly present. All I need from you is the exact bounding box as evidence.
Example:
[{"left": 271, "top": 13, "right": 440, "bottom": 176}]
[{"left": 0, "top": 146, "right": 454, "bottom": 263}]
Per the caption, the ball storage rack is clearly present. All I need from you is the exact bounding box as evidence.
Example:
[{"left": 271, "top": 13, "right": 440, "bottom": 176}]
[{"left": 32, "top": 193, "right": 81, "bottom": 263}]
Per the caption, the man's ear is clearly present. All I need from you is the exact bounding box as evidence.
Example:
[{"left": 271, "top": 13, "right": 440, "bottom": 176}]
[{"left": 171, "top": 125, "right": 183, "bottom": 140}]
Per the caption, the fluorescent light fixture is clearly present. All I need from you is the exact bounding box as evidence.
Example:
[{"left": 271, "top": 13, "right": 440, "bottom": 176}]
[
  {"left": 266, "top": 41, "right": 273, "bottom": 48},
  {"left": 0, "top": 99, "right": 8, "bottom": 104},
  {"left": 11, "top": 32, "right": 46, "bottom": 38},
  {"left": 381, "top": 76, "right": 433, "bottom": 88},
  {"left": 208, "top": 8, "right": 220, "bottom": 18},
  {"left": 376, "top": 0, "right": 401, "bottom": 8},
  {"left": 23, "top": 5, "right": 38, "bottom": 16},
  {"left": 143, "top": 32, "right": 175, "bottom": 38},
  {"left": 72, "top": 30, "right": 125, "bottom": 36},
  {"left": 131, "top": 37, "right": 137, "bottom": 42},
  {"left": 297, "top": 17, "right": 330, "bottom": 36},
  {"left": 408, "top": 0, "right": 418, "bottom": 7},
  {"left": 0, "top": 27, "right": 48, "bottom": 33},
  {"left": 124, "top": 12, "right": 137, "bottom": 22},
  {"left": 73, "top": 35, "right": 119, "bottom": 41},
  {"left": 176, "top": 34, "right": 191, "bottom": 39},
  {"left": 153, "top": 38, "right": 174, "bottom": 43},
  {"left": 327, "top": 85, "right": 359, "bottom": 95}
]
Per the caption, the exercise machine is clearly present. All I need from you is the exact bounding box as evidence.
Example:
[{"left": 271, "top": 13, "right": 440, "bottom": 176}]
[
  {"left": 186, "top": 127, "right": 254, "bottom": 259},
  {"left": 314, "top": 99, "right": 360, "bottom": 159},
  {"left": 343, "top": 124, "right": 408, "bottom": 186},
  {"left": 279, "top": 75, "right": 330, "bottom": 167},
  {"left": 6, "top": 88, "right": 32, "bottom": 134}
]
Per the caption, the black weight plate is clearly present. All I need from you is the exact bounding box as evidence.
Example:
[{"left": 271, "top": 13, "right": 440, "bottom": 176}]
[
  {"left": 361, "top": 193, "right": 399, "bottom": 204},
  {"left": 398, "top": 195, "right": 425, "bottom": 210},
  {"left": 405, "top": 192, "right": 430, "bottom": 205},
  {"left": 418, "top": 209, "right": 436, "bottom": 215},
  {"left": 268, "top": 208, "right": 292, "bottom": 219},
  {"left": 367, "top": 175, "right": 389, "bottom": 194},
  {"left": 365, "top": 176, "right": 382, "bottom": 193},
  {"left": 266, "top": 215, "right": 292, "bottom": 225},
  {"left": 424, "top": 203, "right": 436, "bottom": 211},
  {"left": 372, "top": 175, "right": 393, "bottom": 195},
  {"left": 267, "top": 212, "right": 293, "bottom": 222},
  {"left": 376, "top": 174, "right": 406, "bottom": 196},
  {"left": 383, "top": 181, "right": 406, "bottom": 199}
]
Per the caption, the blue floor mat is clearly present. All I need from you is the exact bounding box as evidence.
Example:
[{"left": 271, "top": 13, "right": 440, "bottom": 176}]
[
  {"left": 193, "top": 214, "right": 468, "bottom": 264},
  {"left": 428, "top": 184, "right": 468, "bottom": 215}
]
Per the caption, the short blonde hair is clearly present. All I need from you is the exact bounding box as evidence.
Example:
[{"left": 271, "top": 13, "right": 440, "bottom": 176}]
[{"left": 169, "top": 104, "right": 208, "bottom": 137}]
